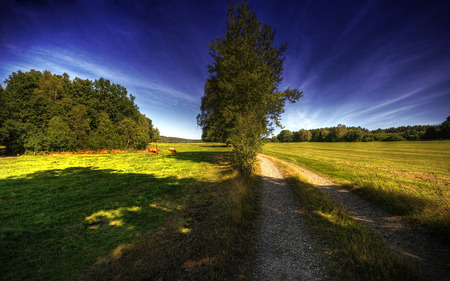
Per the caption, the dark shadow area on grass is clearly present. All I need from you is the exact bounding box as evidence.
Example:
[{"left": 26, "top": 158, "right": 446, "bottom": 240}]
[
  {"left": 79, "top": 169, "right": 258, "bottom": 281},
  {"left": 0, "top": 166, "right": 220, "bottom": 281},
  {"left": 168, "top": 151, "right": 221, "bottom": 164},
  {"left": 348, "top": 183, "right": 430, "bottom": 217},
  {"left": 337, "top": 183, "right": 449, "bottom": 242},
  {"left": 169, "top": 151, "right": 232, "bottom": 172},
  {"left": 203, "top": 144, "right": 230, "bottom": 148}
]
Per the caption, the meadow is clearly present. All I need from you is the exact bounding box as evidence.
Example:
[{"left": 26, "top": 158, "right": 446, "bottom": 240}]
[
  {"left": 263, "top": 141, "right": 450, "bottom": 238},
  {"left": 0, "top": 143, "right": 259, "bottom": 280}
]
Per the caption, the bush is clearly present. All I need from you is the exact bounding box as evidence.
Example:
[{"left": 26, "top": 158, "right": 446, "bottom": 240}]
[
  {"left": 229, "top": 115, "right": 263, "bottom": 176},
  {"left": 382, "top": 133, "right": 405, "bottom": 141}
]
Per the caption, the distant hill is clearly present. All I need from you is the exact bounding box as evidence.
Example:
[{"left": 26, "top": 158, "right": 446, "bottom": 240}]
[{"left": 159, "top": 136, "right": 202, "bottom": 143}]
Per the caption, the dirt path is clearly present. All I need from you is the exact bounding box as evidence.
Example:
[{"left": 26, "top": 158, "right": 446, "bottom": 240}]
[
  {"left": 264, "top": 155, "right": 450, "bottom": 281},
  {"left": 253, "top": 155, "right": 328, "bottom": 281}
]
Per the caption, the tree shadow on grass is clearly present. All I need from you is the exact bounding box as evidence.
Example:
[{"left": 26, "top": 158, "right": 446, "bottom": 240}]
[
  {"left": 168, "top": 151, "right": 219, "bottom": 163},
  {"left": 169, "top": 151, "right": 234, "bottom": 177},
  {"left": 0, "top": 166, "right": 214, "bottom": 281},
  {"left": 203, "top": 144, "right": 229, "bottom": 148}
]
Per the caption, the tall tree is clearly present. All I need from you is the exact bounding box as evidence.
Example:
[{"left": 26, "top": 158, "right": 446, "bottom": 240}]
[
  {"left": 116, "top": 117, "right": 138, "bottom": 149},
  {"left": 47, "top": 116, "right": 71, "bottom": 151},
  {"left": 197, "top": 0, "right": 302, "bottom": 174},
  {"left": 298, "top": 129, "right": 312, "bottom": 142},
  {"left": 440, "top": 116, "right": 450, "bottom": 139},
  {"left": 89, "top": 111, "right": 119, "bottom": 150},
  {"left": 277, "top": 130, "right": 293, "bottom": 142},
  {"left": 68, "top": 105, "right": 90, "bottom": 149},
  {"left": 34, "top": 70, "right": 64, "bottom": 102}
]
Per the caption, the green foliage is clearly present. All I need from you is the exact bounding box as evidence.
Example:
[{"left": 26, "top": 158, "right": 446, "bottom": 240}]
[
  {"left": 47, "top": 116, "right": 72, "bottom": 151},
  {"left": 298, "top": 128, "right": 312, "bottom": 142},
  {"left": 0, "top": 120, "right": 31, "bottom": 154},
  {"left": 229, "top": 113, "right": 264, "bottom": 176},
  {"left": 116, "top": 117, "right": 138, "bottom": 149},
  {"left": 344, "top": 128, "right": 365, "bottom": 142},
  {"left": 381, "top": 133, "right": 405, "bottom": 141},
  {"left": 441, "top": 116, "right": 450, "bottom": 139},
  {"left": 197, "top": 0, "right": 302, "bottom": 174},
  {"left": 34, "top": 70, "right": 64, "bottom": 102},
  {"left": 88, "top": 111, "right": 119, "bottom": 150},
  {"left": 269, "top": 136, "right": 279, "bottom": 142},
  {"left": 277, "top": 129, "right": 294, "bottom": 142},
  {"left": 0, "top": 70, "right": 159, "bottom": 154}
]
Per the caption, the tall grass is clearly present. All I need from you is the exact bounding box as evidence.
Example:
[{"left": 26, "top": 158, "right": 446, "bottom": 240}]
[
  {"left": 263, "top": 141, "right": 450, "bottom": 239},
  {"left": 0, "top": 144, "right": 260, "bottom": 280}
]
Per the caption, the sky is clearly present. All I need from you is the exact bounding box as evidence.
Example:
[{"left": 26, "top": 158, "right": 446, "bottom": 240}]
[{"left": 1, "top": 0, "right": 449, "bottom": 139}]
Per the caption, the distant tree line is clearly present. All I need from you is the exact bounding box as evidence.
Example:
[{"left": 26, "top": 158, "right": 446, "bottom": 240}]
[
  {"left": 0, "top": 70, "right": 159, "bottom": 155},
  {"left": 159, "top": 136, "right": 201, "bottom": 143},
  {"left": 272, "top": 118, "right": 450, "bottom": 143}
]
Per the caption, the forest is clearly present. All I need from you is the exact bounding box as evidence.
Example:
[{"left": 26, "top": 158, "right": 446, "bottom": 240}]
[
  {"left": 273, "top": 119, "right": 450, "bottom": 142},
  {"left": 0, "top": 70, "right": 159, "bottom": 155}
]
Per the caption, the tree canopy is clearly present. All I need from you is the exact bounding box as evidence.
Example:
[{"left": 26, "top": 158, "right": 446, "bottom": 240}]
[
  {"left": 197, "top": 0, "right": 302, "bottom": 174},
  {"left": 0, "top": 70, "right": 159, "bottom": 155}
]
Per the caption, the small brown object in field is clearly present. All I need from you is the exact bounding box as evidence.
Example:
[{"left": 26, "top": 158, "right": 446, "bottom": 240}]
[{"left": 168, "top": 148, "right": 177, "bottom": 153}]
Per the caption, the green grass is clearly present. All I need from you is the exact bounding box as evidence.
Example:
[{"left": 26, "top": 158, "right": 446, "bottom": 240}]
[
  {"left": 0, "top": 143, "right": 260, "bottom": 280},
  {"left": 274, "top": 160, "right": 422, "bottom": 280},
  {"left": 263, "top": 141, "right": 450, "bottom": 238}
]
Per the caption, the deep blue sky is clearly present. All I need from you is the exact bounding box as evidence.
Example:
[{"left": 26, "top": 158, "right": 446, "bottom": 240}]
[{"left": 1, "top": 0, "right": 449, "bottom": 139}]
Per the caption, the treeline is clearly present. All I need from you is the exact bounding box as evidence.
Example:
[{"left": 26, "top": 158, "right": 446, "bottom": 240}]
[
  {"left": 0, "top": 70, "right": 159, "bottom": 155},
  {"left": 272, "top": 119, "right": 450, "bottom": 142},
  {"left": 159, "top": 136, "right": 201, "bottom": 143}
]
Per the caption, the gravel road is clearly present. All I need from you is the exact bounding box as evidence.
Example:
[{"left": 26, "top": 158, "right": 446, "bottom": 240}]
[
  {"left": 253, "top": 155, "right": 329, "bottom": 281},
  {"left": 264, "top": 155, "right": 450, "bottom": 281}
]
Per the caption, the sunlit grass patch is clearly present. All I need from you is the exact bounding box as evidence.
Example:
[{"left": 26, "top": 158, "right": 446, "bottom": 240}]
[
  {"left": 84, "top": 206, "right": 142, "bottom": 229},
  {"left": 263, "top": 141, "right": 450, "bottom": 239}
]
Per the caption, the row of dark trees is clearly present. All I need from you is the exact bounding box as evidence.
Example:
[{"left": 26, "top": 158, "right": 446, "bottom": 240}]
[
  {"left": 273, "top": 119, "right": 450, "bottom": 142},
  {"left": 0, "top": 70, "right": 159, "bottom": 155}
]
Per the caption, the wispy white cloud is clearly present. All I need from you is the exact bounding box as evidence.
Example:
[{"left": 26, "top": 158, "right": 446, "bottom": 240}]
[
  {"left": 363, "top": 104, "right": 418, "bottom": 124},
  {"left": 282, "top": 105, "right": 323, "bottom": 131},
  {"left": 1, "top": 45, "right": 200, "bottom": 110}
]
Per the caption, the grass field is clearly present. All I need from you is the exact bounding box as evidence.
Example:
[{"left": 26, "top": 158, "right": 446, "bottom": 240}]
[
  {"left": 263, "top": 141, "right": 450, "bottom": 238},
  {"left": 0, "top": 143, "right": 260, "bottom": 280}
]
